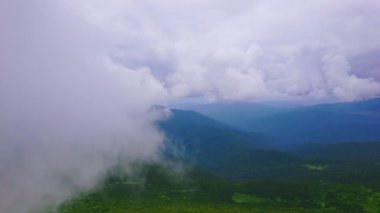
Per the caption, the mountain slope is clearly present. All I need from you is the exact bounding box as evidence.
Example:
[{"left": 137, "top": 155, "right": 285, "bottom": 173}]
[
  {"left": 157, "top": 109, "right": 300, "bottom": 179},
  {"left": 157, "top": 107, "right": 380, "bottom": 181},
  {"left": 187, "top": 98, "right": 380, "bottom": 147},
  {"left": 182, "top": 102, "right": 286, "bottom": 128},
  {"left": 158, "top": 109, "right": 271, "bottom": 160},
  {"left": 243, "top": 109, "right": 380, "bottom": 146}
]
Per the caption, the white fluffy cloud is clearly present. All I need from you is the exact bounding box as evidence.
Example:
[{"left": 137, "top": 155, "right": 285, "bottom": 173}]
[
  {"left": 83, "top": 0, "right": 380, "bottom": 102},
  {"left": 0, "top": 1, "right": 167, "bottom": 212},
  {"left": 1, "top": 0, "right": 380, "bottom": 212}
]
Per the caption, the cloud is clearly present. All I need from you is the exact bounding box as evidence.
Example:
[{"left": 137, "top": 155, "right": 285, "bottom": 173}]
[
  {"left": 1, "top": 0, "right": 380, "bottom": 212},
  {"left": 323, "top": 54, "right": 380, "bottom": 101},
  {"left": 90, "top": 0, "right": 380, "bottom": 102},
  {"left": 0, "top": 0, "right": 167, "bottom": 212}
]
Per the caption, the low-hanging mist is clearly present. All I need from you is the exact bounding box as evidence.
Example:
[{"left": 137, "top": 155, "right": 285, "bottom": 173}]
[
  {"left": 0, "top": 1, "right": 168, "bottom": 212},
  {"left": 1, "top": 0, "right": 380, "bottom": 212}
]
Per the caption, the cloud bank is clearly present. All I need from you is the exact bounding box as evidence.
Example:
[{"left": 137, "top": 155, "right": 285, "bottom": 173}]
[
  {"left": 1, "top": 0, "right": 380, "bottom": 212},
  {"left": 0, "top": 0, "right": 167, "bottom": 212},
  {"left": 98, "top": 0, "right": 380, "bottom": 102}
]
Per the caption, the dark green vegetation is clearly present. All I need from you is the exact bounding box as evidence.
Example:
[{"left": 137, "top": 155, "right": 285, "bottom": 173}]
[
  {"left": 54, "top": 98, "right": 380, "bottom": 212},
  {"left": 57, "top": 164, "right": 380, "bottom": 213}
]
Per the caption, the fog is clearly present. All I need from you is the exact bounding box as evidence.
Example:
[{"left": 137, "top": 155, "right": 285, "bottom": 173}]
[
  {"left": 0, "top": 1, "right": 168, "bottom": 212},
  {"left": 1, "top": 0, "right": 380, "bottom": 212}
]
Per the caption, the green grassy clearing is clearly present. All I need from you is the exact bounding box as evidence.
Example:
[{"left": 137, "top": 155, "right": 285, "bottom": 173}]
[{"left": 303, "top": 164, "right": 329, "bottom": 171}]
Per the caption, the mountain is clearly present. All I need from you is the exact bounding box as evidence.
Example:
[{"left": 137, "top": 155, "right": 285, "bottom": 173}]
[
  {"left": 157, "top": 109, "right": 301, "bottom": 179},
  {"left": 159, "top": 108, "right": 236, "bottom": 131},
  {"left": 303, "top": 97, "right": 380, "bottom": 116},
  {"left": 243, "top": 110, "right": 380, "bottom": 146},
  {"left": 296, "top": 141, "right": 380, "bottom": 161},
  {"left": 61, "top": 103, "right": 380, "bottom": 213},
  {"left": 243, "top": 98, "right": 380, "bottom": 147},
  {"left": 156, "top": 105, "right": 380, "bottom": 181},
  {"left": 180, "top": 102, "right": 287, "bottom": 128},
  {"left": 186, "top": 98, "right": 380, "bottom": 147},
  {"left": 157, "top": 108, "right": 271, "bottom": 161}
]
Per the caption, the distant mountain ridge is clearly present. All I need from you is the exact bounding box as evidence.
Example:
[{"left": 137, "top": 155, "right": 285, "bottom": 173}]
[
  {"left": 185, "top": 98, "right": 380, "bottom": 147},
  {"left": 182, "top": 102, "right": 287, "bottom": 127},
  {"left": 157, "top": 108, "right": 272, "bottom": 153},
  {"left": 157, "top": 108, "right": 287, "bottom": 179},
  {"left": 156, "top": 106, "right": 380, "bottom": 181}
]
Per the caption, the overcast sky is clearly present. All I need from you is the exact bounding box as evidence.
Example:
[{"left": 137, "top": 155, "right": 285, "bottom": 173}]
[
  {"left": 75, "top": 0, "right": 380, "bottom": 102},
  {"left": 1, "top": 0, "right": 380, "bottom": 212},
  {"left": 2, "top": 0, "right": 380, "bottom": 103}
]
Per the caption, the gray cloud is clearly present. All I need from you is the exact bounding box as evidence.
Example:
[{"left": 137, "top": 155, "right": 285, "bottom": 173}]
[
  {"left": 1, "top": 0, "right": 380, "bottom": 212},
  {"left": 0, "top": 0, "right": 167, "bottom": 212},
  {"left": 90, "top": 0, "right": 380, "bottom": 102}
]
